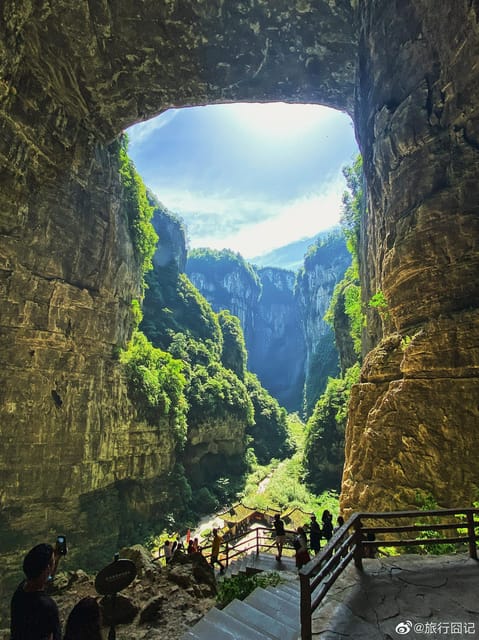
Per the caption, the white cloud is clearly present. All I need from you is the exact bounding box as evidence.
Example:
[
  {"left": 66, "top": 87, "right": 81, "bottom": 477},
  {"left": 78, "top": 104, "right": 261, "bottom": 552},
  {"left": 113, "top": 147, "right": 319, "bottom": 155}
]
[
  {"left": 127, "top": 110, "right": 179, "bottom": 147},
  {"left": 151, "top": 176, "right": 345, "bottom": 258}
]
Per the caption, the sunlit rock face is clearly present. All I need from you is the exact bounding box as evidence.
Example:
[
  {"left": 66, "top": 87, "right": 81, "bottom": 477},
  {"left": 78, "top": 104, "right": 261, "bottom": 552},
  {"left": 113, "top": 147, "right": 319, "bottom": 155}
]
[
  {"left": 0, "top": 0, "right": 478, "bottom": 596},
  {"left": 340, "top": 2, "right": 479, "bottom": 515}
]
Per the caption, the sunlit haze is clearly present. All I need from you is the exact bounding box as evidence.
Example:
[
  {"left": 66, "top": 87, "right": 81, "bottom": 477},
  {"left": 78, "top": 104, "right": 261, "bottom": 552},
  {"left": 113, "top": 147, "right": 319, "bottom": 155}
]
[{"left": 126, "top": 103, "right": 359, "bottom": 259}]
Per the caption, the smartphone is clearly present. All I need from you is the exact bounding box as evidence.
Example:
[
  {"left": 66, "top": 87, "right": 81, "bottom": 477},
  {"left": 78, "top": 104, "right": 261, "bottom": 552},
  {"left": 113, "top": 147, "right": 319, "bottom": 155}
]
[{"left": 56, "top": 535, "right": 68, "bottom": 555}]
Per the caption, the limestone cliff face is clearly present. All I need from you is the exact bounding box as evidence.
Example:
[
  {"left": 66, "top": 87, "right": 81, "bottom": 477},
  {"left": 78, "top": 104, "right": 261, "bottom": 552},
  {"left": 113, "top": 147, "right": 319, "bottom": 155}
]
[
  {"left": 340, "top": 2, "right": 479, "bottom": 516},
  {"left": 187, "top": 266, "right": 261, "bottom": 335},
  {"left": 186, "top": 255, "right": 307, "bottom": 411},
  {"left": 296, "top": 236, "right": 351, "bottom": 416},
  {"left": 150, "top": 198, "right": 187, "bottom": 272},
  {"left": 141, "top": 208, "right": 250, "bottom": 489},
  {"left": 249, "top": 267, "right": 306, "bottom": 412},
  {"left": 1, "top": 0, "right": 479, "bottom": 593},
  {"left": 0, "top": 138, "right": 178, "bottom": 578}
]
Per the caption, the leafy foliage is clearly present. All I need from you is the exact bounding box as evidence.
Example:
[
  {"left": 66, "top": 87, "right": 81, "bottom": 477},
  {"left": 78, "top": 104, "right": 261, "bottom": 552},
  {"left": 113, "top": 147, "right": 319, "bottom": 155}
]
[
  {"left": 218, "top": 309, "right": 247, "bottom": 380},
  {"left": 217, "top": 572, "right": 283, "bottom": 608},
  {"left": 296, "top": 228, "right": 347, "bottom": 283},
  {"left": 301, "top": 154, "right": 364, "bottom": 493},
  {"left": 142, "top": 268, "right": 222, "bottom": 356},
  {"left": 120, "top": 329, "right": 188, "bottom": 448},
  {"left": 240, "top": 413, "right": 341, "bottom": 517},
  {"left": 188, "top": 247, "right": 261, "bottom": 289},
  {"left": 118, "top": 136, "right": 158, "bottom": 275},
  {"left": 187, "top": 360, "right": 254, "bottom": 426},
  {"left": 341, "top": 154, "right": 363, "bottom": 260},
  {"left": 302, "top": 331, "right": 340, "bottom": 417},
  {"left": 303, "top": 363, "right": 360, "bottom": 493},
  {"left": 244, "top": 372, "right": 293, "bottom": 464},
  {"left": 402, "top": 492, "right": 457, "bottom": 555}
]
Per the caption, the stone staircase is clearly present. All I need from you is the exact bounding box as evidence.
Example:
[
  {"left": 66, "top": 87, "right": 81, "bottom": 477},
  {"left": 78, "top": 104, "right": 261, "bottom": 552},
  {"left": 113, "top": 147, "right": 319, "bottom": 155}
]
[{"left": 181, "top": 552, "right": 301, "bottom": 639}]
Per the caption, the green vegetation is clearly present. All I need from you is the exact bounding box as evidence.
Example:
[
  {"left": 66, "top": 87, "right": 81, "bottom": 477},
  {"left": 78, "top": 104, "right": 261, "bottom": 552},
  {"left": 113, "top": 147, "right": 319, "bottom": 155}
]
[
  {"left": 241, "top": 413, "right": 340, "bottom": 517},
  {"left": 120, "top": 330, "right": 188, "bottom": 448},
  {"left": 118, "top": 136, "right": 158, "bottom": 275},
  {"left": 187, "top": 360, "right": 254, "bottom": 426},
  {"left": 244, "top": 372, "right": 293, "bottom": 465},
  {"left": 302, "top": 331, "right": 340, "bottom": 417},
  {"left": 303, "top": 364, "right": 360, "bottom": 493},
  {"left": 188, "top": 247, "right": 261, "bottom": 291},
  {"left": 341, "top": 154, "right": 363, "bottom": 259},
  {"left": 303, "top": 154, "right": 364, "bottom": 495},
  {"left": 402, "top": 492, "right": 457, "bottom": 555},
  {"left": 217, "top": 572, "right": 283, "bottom": 608},
  {"left": 142, "top": 268, "right": 222, "bottom": 354},
  {"left": 369, "top": 289, "right": 390, "bottom": 326},
  {"left": 218, "top": 309, "right": 247, "bottom": 379}
]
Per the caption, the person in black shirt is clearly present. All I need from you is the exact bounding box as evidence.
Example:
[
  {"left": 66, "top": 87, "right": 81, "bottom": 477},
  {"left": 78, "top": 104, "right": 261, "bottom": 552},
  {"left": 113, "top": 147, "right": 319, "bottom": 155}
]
[
  {"left": 63, "top": 597, "right": 102, "bottom": 640},
  {"left": 273, "top": 513, "right": 286, "bottom": 561},
  {"left": 10, "top": 542, "right": 62, "bottom": 640},
  {"left": 309, "top": 514, "right": 322, "bottom": 555},
  {"left": 321, "top": 509, "right": 334, "bottom": 542}
]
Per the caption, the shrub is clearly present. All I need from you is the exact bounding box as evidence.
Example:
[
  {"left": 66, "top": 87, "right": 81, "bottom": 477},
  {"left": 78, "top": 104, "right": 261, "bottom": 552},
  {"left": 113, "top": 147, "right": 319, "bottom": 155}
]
[{"left": 217, "top": 572, "right": 283, "bottom": 608}]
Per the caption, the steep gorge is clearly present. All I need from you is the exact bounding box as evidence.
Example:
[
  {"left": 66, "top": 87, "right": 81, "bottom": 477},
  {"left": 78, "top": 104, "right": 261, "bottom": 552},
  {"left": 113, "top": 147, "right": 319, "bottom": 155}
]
[{"left": 1, "top": 0, "right": 479, "bottom": 599}]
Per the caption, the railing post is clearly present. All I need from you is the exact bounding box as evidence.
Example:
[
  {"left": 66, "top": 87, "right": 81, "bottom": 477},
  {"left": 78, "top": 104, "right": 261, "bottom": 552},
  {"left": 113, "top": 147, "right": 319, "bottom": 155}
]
[
  {"left": 466, "top": 511, "right": 478, "bottom": 560},
  {"left": 256, "top": 527, "right": 259, "bottom": 556},
  {"left": 353, "top": 518, "right": 364, "bottom": 570},
  {"left": 225, "top": 542, "right": 229, "bottom": 568},
  {"left": 299, "top": 571, "right": 312, "bottom": 640}
]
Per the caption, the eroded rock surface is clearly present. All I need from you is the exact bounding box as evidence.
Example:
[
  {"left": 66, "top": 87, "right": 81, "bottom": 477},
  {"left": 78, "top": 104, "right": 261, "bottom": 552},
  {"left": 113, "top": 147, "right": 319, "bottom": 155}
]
[{"left": 1, "top": 0, "right": 479, "bottom": 604}]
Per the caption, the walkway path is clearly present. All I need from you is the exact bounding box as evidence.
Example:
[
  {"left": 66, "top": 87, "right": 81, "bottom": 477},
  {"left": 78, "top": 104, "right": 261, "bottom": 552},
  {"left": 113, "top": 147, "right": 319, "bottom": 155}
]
[{"left": 312, "top": 553, "right": 479, "bottom": 639}]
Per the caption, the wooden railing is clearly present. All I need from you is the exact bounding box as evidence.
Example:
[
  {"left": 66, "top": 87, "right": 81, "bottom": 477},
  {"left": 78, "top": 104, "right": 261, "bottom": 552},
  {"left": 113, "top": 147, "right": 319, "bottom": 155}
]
[
  {"left": 156, "top": 525, "right": 296, "bottom": 566},
  {"left": 298, "top": 508, "right": 479, "bottom": 640}
]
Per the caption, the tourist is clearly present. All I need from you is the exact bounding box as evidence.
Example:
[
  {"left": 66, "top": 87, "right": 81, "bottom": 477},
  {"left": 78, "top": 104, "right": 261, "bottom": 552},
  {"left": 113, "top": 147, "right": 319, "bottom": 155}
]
[
  {"left": 322, "top": 509, "right": 334, "bottom": 541},
  {"left": 294, "top": 526, "right": 311, "bottom": 570},
  {"left": 273, "top": 513, "right": 286, "bottom": 561},
  {"left": 210, "top": 528, "right": 225, "bottom": 574},
  {"left": 309, "top": 514, "right": 322, "bottom": 555},
  {"left": 63, "top": 597, "right": 102, "bottom": 640},
  {"left": 192, "top": 537, "right": 201, "bottom": 553},
  {"left": 163, "top": 540, "right": 172, "bottom": 564},
  {"left": 10, "top": 542, "right": 63, "bottom": 640},
  {"left": 334, "top": 515, "right": 345, "bottom": 533}
]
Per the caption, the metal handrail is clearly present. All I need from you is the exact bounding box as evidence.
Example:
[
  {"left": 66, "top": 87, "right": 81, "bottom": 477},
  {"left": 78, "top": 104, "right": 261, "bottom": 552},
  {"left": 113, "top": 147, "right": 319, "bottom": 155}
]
[{"left": 298, "top": 507, "right": 479, "bottom": 640}]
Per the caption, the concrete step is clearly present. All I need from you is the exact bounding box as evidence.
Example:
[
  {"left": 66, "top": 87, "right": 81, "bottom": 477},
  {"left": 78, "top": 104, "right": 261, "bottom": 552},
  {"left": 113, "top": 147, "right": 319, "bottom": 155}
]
[
  {"left": 224, "top": 598, "right": 298, "bottom": 640},
  {"left": 244, "top": 587, "right": 300, "bottom": 632},
  {"left": 201, "top": 605, "right": 269, "bottom": 639},
  {"left": 266, "top": 584, "right": 300, "bottom": 606},
  {"left": 255, "top": 552, "right": 297, "bottom": 573},
  {"left": 275, "top": 581, "right": 300, "bottom": 598}
]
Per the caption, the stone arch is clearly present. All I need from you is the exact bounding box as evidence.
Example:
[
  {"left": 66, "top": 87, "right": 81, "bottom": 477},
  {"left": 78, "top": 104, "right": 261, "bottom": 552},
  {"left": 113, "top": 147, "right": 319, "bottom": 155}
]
[{"left": 0, "top": 0, "right": 479, "bottom": 583}]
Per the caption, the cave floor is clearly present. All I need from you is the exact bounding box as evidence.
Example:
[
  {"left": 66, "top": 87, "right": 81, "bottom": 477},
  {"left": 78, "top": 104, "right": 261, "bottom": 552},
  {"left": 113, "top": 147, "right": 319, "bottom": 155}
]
[{"left": 311, "top": 553, "right": 479, "bottom": 639}]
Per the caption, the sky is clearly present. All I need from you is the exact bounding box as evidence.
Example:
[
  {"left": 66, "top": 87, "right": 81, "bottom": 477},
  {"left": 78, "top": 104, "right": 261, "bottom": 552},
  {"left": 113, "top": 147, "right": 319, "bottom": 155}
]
[{"left": 126, "top": 103, "right": 359, "bottom": 260}]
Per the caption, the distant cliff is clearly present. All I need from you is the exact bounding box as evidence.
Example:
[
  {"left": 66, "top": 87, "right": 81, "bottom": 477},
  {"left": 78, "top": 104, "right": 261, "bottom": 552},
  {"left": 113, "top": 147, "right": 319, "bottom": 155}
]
[
  {"left": 141, "top": 203, "right": 289, "bottom": 487},
  {"left": 186, "top": 237, "right": 350, "bottom": 415},
  {"left": 249, "top": 267, "right": 306, "bottom": 412},
  {"left": 296, "top": 233, "right": 352, "bottom": 416}
]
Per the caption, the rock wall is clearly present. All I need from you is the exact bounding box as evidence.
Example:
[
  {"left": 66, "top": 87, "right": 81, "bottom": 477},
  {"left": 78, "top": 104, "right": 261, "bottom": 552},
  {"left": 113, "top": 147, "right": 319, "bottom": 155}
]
[
  {"left": 1, "top": 0, "right": 479, "bottom": 588},
  {"left": 341, "top": 1, "right": 479, "bottom": 514}
]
